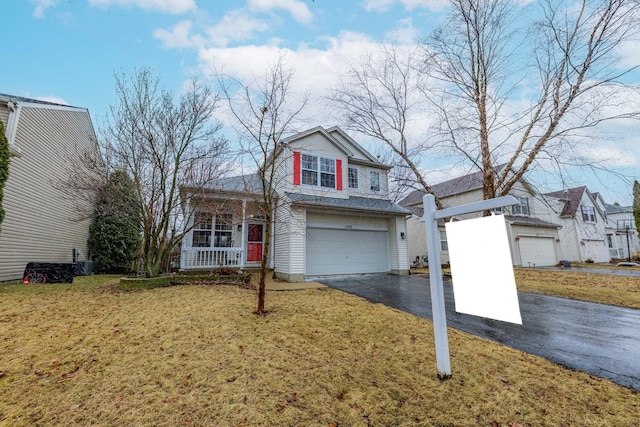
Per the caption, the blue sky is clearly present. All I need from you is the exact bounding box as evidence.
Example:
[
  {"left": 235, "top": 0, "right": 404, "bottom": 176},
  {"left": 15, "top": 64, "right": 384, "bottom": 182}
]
[{"left": 4, "top": 0, "right": 640, "bottom": 204}]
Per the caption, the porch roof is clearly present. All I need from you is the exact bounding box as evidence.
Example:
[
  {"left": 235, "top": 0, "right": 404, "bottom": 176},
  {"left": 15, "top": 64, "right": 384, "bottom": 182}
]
[
  {"left": 285, "top": 193, "right": 411, "bottom": 216},
  {"left": 504, "top": 215, "right": 561, "bottom": 229}
]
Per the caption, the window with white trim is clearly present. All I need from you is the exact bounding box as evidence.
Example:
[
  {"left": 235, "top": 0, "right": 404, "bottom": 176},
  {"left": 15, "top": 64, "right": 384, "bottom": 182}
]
[
  {"left": 348, "top": 166, "right": 359, "bottom": 189},
  {"left": 192, "top": 212, "right": 234, "bottom": 247},
  {"left": 581, "top": 205, "right": 596, "bottom": 223},
  {"left": 213, "top": 213, "right": 233, "bottom": 247},
  {"left": 511, "top": 196, "right": 530, "bottom": 216},
  {"left": 301, "top": 154, "right": 336, "bottom": 188},
  {"left": 369, "top": 170, "right": 381, "bottom": 192},
  {"left": 439, "top": 230, "right": 448, "bottom": 252},
  {"left": 192, "top": 212, "right": 212, "bottom": 247}
]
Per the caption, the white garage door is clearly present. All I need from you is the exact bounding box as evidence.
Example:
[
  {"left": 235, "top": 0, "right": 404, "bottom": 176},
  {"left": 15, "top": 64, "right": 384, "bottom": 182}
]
[
  {"left": 306, "top": 227, "right": 390, "bottom": 276},
  {"left": 519, "top": 236, "right": 556, "bottom": 267}
]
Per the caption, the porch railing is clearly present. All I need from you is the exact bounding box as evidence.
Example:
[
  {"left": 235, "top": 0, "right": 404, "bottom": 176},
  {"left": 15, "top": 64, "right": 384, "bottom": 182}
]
[
  {"left": 181, "top": 248, "right": 245, "bottom": 269},
  {"left": 609, "top": 248, "right": 623, "bottom": 259}
]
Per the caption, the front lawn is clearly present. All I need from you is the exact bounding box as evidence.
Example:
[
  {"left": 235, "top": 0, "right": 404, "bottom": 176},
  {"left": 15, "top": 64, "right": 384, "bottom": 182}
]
[{"left": 1, "top": 276, "right": 638, "bottom": 426}]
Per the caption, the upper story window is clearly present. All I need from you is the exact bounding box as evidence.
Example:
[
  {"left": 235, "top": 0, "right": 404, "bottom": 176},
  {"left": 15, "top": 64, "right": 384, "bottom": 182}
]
[
  {"left": 581, "top": 205, "right": 596, "bottom": 223},
  {"left": 348, "top": 167, "right": 359, "bottom": 189},
  {"left": 301, "top": 154, "right": 336, "bottom": 189},
  {"left": 511, "top": 196, "right": 530, "bottom": 216},
  {"left": 617, "top": 219, "right": 633, "bottom": 230},
  {"left": 369, "top": 170, "right": 381, "bottom": 192}
]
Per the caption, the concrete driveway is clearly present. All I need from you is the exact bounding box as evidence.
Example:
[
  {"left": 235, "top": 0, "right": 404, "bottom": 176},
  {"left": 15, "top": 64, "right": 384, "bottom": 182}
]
[{"left": 315, "top": 274, "right": 640, "bottom": 391}]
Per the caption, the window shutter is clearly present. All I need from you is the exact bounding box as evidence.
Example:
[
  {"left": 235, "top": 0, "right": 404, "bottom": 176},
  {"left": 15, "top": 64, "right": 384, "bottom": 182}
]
[
  {"left": 336, "top": 159, "right": 343, "bottom": 190},
  {"left": 293, "top": 151, "right": 301, "bottom": 185}
]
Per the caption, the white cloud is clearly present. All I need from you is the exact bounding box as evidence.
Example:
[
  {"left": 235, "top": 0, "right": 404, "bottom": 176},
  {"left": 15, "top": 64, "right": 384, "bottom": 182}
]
[
  {"left": 89, "top": 0, "right": 196, "bottom": 14},
  {"left": 384, "top": 17, "right": 419, "bottom": 44},
  {"left": 360, "top": 0, "right": 448, "bottom": 13},
  {"left": 204, "top": 10, "right": 270, "bottom": 47},
  {"left": 248, "top": 0, "right": 313, "bottom": 24},
  {"left": 154, "top": 20, "right": 196, "bottom": 48},
  {"left": 30, "top": 0, "right": 56, "bottom": 18},
  {"left": 35, "top": 95, "right": 70, "bottom": 105}
]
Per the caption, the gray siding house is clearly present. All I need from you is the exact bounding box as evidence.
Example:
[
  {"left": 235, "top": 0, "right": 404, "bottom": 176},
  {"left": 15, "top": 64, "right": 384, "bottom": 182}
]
[{"left": 0, "top": 93, "right": 97, "bottom": 283}]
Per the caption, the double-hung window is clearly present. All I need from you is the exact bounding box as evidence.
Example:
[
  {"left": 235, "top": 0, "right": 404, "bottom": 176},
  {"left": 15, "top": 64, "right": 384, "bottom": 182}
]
[
  {"left": 511, "top": 196, "right": 530, "bottom": 216},
  {"left": 214, "top": 213, "right": 233, "bottom": 247},
  {"left": 369, "top": 170, "right": 381, "bottom": 192},
  {"left": 581, "top": 205, "right": 596, "bottom": 223},
  {"left": 301, "top": 154, "right": 336, "bottom": 189},
  {"left": 348, "top": 167, "right": 359, "bottom": 189},
  {"left": 192, "top": 212, "right": 212, "bottom": 247}
]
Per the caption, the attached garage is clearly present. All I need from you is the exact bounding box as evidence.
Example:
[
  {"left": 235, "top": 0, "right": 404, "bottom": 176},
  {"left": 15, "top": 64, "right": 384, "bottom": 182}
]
[
  {"left": 306, "top": 214, "right": 390, "bottom": 276},
  {"left": 518, "top": 236, "right": 556, "bottom": 267}
]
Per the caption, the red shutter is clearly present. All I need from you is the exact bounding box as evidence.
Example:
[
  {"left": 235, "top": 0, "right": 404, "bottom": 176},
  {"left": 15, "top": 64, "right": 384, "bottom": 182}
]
[
  {"left": 293, "top": 151, "right": 301, "bottom": 185},
  {"left": 336, "top": 159, "right": 343, "bottom": 190}
]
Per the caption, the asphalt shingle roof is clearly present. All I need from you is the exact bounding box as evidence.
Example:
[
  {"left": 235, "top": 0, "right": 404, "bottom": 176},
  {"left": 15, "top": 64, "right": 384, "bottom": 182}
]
[{"left": 286, "top": 193, "right": 411, "bottom": 215}]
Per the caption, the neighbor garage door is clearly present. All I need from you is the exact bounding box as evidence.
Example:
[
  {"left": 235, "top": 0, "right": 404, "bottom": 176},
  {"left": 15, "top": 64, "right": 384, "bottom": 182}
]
[
  {"left": 519, "top": 236, "right": 556, "bottom": 267},
  {"left": 306, "top": 217, "right": 390, "bottom": 276}
]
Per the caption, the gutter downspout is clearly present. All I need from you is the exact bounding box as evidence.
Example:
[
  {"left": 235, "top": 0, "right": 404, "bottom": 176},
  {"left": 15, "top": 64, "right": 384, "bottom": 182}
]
[{"left": 5, "top": 100, "right": 22, "bottom": 157}]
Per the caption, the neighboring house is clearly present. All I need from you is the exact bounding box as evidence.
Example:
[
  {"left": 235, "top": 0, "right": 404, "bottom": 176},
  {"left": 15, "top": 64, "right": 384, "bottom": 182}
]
[
  {"left": 0, "top": 93, "right": 97, "bottom": 283},
  {"left": 400, "top": 167, "right": 563, "bottom": 268},
  {"left": 180, "top": 126, "right": 410, "bottom": 281},
  {"left": 543, "top": 187, "right": 609, "bottom": 263},
  {"left": 604, "top": 203, "right": 640, "bottom": 261}
]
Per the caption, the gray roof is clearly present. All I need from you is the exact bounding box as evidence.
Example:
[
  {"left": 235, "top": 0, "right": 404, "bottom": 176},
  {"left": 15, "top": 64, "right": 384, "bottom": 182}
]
[
  {"left": 286, "top": 192, "right": 411, "bottom": 216},
  {"left": 544, "top": 186, "right": 588, "bottom": 217},
  {"left": 400, "top": 165, "right": 507, "bottom": 207},
  {"left": 0, "top": 92, "right": 76, "bottom": 108},
  {"left": 201, "top": 173, "right": 264, "bottom": 194},
  {"left": 504, "top": 215, "right": 561, "bottom": 228},
  {"left": 606, "top": 203, "right": 632, "bottom": 214}
]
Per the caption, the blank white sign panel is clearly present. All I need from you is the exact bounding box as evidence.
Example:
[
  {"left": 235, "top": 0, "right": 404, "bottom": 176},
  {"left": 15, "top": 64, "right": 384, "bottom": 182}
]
[{"left": 445, "top": 214, "right": 522, "bottom": 324}]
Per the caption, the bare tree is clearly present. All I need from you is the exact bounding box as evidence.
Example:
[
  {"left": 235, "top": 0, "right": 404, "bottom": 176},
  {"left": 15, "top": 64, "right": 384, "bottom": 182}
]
[
  {"left": 216, "top": 55, "right": 308, "bottom": 315},
  {"left": 103, "top": 68, "right": 228, "bottom": 277},
  {"left": 425, "top": 0, "right": 640, "bottom": 200},
  {"left": 331, "top": 43, "right": 444, "bottom": 208}
]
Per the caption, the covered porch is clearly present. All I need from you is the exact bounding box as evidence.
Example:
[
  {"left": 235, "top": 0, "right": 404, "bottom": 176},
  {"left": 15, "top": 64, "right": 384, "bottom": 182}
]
[{"left": 180, "top": 197, "right": 268, "bottom": 270}]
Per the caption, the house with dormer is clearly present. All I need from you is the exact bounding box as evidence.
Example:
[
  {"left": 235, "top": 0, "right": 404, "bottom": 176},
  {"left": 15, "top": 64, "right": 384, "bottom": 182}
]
[
  {"left": 180, "top": 126, "right": 410, "bottom": 281},
  {"left": 543, "top": 187, "right": 610, "bottom": 263},
  {"left": 400, "top": 167, "right": 563, "bottom": 268}
]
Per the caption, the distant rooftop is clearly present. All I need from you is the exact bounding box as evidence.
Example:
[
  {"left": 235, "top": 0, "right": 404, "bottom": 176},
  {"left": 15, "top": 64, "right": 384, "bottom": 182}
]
[{"left": 0, "top": 92, "right": 75, "bottom": 108}]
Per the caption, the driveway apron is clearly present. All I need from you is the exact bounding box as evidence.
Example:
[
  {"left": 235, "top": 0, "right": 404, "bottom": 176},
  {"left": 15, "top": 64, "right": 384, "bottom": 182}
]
[{"left": 315, "top": 274, "right": 640, "bottom": 391}]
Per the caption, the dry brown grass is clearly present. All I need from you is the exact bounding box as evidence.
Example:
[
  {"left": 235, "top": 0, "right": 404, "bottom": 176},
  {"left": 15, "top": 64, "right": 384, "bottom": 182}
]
[
  {"left": 514, "top": 268, "right": 640, "bottom": 309},
  {"left": 1, "top": 276, "right": 639, "bottom": 426}
]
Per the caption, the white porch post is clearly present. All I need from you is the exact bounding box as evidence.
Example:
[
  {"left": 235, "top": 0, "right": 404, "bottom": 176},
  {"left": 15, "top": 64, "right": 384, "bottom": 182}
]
[
  {"left": 240, "top": 200, "right": 247, "bottom": 267},
  {"left": 180, "top": 197, "right": 191, "bottom": 270}
]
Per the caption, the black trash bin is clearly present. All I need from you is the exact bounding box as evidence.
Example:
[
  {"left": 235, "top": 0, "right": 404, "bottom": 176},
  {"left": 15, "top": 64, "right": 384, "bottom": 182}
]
[{"left": 22, "top": 262, "right": 77, "bottom": 284}]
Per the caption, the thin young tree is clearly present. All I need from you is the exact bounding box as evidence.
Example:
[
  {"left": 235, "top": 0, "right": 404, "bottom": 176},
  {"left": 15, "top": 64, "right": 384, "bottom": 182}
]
[
  {"left": 103, "top": 68, "right": 228, "bottom": 277},
  {"left": 216, "top": 55, "right": 308, "bottom": 315},
  {"left": 425, "top": 0, "right": 640, "bottom": 200}
]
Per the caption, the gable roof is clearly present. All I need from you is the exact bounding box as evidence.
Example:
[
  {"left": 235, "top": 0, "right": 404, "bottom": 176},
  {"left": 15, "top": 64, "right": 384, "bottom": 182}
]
[
  {"left": 400, "top": 165, "right": 508, "bottom": 207},
  {"left": 286, "top": 192, "right": 410, "bottom": 216},
  {"left": 281, "top": 126, "right": 353, "bottom": 157},
  {"left": 544, "top": 186, "right": 587, "bottom": 217},
  {"left": 325, "top": 126, "right": 378, "bottom": 163}
]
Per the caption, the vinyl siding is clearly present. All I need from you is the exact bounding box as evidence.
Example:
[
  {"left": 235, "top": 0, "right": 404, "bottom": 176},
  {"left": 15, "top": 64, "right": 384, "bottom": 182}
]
[
  {"left": 273, "top": 203, "right": 305, "bottom": 276},
  {"left": 0, "top": 105, "right": 96, "bottom": 282}
]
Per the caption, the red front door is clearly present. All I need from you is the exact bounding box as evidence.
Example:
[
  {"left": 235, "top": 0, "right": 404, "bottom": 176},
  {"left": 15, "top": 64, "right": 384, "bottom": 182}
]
[{"left": 247, "top": 224, "right": 264, "bottom": 262}]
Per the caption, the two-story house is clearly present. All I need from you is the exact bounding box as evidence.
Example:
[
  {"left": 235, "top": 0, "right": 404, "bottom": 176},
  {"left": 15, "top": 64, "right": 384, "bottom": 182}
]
[
  {"left": 400, "top": 167, "right": 563, "bottom": 268},
  {"left": 180, "top": 126, "right": 410, "bottom": 281},
  {"left": 0, "top": 93, "right": 97, "bottom": 283},
  {"left": 542, "top": 187, "right": 609, "bottom": 263}
]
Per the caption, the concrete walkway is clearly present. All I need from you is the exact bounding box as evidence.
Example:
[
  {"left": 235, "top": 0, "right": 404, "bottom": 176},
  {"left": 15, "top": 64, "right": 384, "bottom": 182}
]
[{"left": 316, "top": 274, "right": 640, "bottom": 391}]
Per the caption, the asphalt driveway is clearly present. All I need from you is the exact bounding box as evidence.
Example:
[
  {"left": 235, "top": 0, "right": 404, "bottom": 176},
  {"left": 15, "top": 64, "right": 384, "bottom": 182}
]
[{"left": 315, "top": 274, "right": 640, "bottom": 391}]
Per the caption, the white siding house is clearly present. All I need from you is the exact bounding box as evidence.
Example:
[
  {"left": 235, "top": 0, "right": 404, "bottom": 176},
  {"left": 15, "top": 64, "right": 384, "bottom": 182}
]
[
  {"left": 180, "top": 126, "right": 410, "bottom": 281},
  {"left": 400, "top": 168, "right": 563, "bottom": 268},
  {"left": 0, "top": 93, "right": 97, "bottom": 283},
  {"left": 543, "top": 187, "right": 609, "bottom": 263},
  {"left": 605, "top": 203, "right": 640, "bottom": 261}
]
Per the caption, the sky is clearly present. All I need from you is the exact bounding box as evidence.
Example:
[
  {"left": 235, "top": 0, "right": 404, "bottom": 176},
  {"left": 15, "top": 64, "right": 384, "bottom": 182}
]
[{"left": 4, "top": 0, "right": 640, "bottom": 205}]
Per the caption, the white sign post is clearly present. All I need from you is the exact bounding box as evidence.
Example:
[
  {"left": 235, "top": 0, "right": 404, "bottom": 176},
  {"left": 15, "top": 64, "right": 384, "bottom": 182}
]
[{"left": 422, "top": 194, "right": 520, "bottom": 379}]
